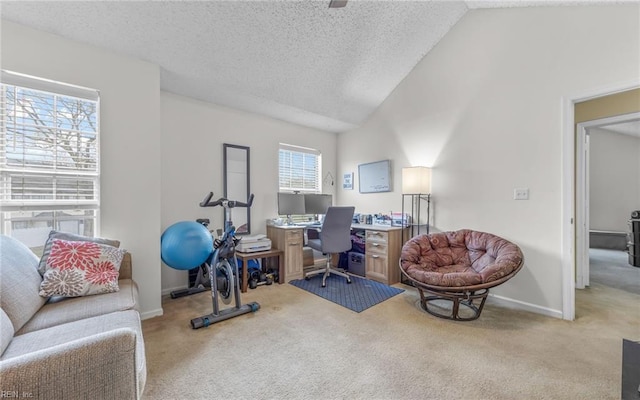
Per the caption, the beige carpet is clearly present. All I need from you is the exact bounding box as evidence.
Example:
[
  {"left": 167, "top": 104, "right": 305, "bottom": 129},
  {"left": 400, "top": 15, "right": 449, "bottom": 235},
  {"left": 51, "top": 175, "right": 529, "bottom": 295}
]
[{"left": 142, "top": 279, "right": 639, "bottom": 399}]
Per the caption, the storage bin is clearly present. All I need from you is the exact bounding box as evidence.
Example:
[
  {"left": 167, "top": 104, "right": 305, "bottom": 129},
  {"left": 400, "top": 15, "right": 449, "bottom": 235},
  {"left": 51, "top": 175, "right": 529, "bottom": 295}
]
[{"left": 348, "top": 251, "right": 365, "bottom": 277}]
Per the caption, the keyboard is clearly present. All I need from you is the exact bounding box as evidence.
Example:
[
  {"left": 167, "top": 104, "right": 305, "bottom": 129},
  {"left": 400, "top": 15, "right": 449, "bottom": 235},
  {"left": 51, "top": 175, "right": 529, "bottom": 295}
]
[{"left": 295, "top": 222, "right": 322, "bottom": 228}]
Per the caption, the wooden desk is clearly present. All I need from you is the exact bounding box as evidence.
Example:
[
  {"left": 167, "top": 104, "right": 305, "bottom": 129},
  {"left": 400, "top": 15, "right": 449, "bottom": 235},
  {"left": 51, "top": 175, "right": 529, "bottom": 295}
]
[
  {"left": 267, "top": 224, "right": 407, "bottom": 285},
  {"left": 266, "top": 225, "right": 305, "bottom": 281},
  {"left": 235, "top": 249, "right": 284, "bottom": 293}
]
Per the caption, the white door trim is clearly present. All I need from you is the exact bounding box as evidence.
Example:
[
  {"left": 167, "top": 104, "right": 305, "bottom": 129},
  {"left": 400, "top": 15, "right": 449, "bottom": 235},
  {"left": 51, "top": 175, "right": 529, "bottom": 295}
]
[
  {"left": 561, "top": 80, "right": 639, "bottom": 321},
  {"left": 575, "top": 127, "right": 589, "bottom": 289}
]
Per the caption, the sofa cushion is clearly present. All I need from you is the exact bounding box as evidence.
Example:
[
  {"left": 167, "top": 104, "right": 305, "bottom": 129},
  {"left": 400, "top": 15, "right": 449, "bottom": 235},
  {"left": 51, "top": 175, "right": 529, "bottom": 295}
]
[
  {"left": 39, "top": 239, "right": 126, "bottom": 298},
  {"left": 37, "top": 230, "right": 120, "bottom": 276},
  {"left": 0, "top": 309, "right": 14, "bottom": 357},
  {"left": 1, "top": 309, "right": 146, "bottom": 395},
  {"left": 0, "top": 235, "right": 47, "bottom": 332},
  {"left": 17, "top": 279, "right": 139, "bottom": 335}
]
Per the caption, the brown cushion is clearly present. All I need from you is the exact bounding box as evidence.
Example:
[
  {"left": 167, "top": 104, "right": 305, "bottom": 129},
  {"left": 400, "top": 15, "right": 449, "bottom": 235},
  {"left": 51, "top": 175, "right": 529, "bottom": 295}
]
[{"left": 400, "top": 229, "right": 523, "bottom": 287}]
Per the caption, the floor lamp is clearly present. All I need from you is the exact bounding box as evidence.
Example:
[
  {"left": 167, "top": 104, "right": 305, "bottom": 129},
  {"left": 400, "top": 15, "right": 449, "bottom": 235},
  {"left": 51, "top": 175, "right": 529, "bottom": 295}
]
[{"left": 401, "top": 167, "right": 431, "bottom": 241}]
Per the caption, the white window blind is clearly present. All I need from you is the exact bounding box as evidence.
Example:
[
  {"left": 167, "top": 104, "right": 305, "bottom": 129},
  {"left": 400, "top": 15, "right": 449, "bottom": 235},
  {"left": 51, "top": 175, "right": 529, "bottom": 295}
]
[
  {"left": 0, "top": 71, "right": 100, "bottom": 250},
  {"left": 278, "top": 143, "right": 321, "bottom": 193}
]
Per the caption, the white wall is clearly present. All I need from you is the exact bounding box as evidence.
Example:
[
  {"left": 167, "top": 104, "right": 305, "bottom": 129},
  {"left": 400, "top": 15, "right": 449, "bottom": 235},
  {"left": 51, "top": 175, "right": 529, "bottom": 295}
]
[
  {"left": 1, "top": 21, "right": 163, "bottom": 318},
  {"left": 160, "top": 93, "right": 336, "bottom": 293},
  {"left": 0, "top": 20, "right": 337, "bottom": 307},
  {"left": 589, "top": 127, "right": 640, "bottom": 232},
  {"left": 337, "top": 5, "right": 640, "bottom": 316},
  {"left": 4, "top": 4, "right": 638, "bottom": 318}
]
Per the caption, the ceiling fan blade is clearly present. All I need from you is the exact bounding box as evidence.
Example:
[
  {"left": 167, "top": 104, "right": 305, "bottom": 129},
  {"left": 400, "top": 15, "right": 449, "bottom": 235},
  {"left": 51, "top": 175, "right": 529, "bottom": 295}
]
[{"left": 329, "top": 0, "right": 347, "bottom": 8}]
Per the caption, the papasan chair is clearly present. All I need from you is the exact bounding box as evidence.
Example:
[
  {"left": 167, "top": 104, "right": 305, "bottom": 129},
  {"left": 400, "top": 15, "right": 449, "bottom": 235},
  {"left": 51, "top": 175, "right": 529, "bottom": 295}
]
[{"left": 399, "top": 229, "right": 524, "bottom": 321}]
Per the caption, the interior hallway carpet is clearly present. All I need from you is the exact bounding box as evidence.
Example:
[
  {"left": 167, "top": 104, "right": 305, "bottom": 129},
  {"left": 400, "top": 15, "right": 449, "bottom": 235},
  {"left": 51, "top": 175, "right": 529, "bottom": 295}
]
[{"left": 289, "top": 274, "right": 404, "bottom": 312}]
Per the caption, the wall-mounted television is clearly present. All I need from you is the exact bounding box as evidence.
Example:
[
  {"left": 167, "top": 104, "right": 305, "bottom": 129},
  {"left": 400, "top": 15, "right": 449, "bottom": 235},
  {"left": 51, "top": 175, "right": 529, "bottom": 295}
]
[{"left": 358, "top": 159, "right": 391, "bottom": 193}]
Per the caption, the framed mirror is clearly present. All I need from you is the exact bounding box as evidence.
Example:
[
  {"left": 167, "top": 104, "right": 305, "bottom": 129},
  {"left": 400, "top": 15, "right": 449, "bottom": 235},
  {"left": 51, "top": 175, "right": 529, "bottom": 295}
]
[{"left": 223, "top": 143, "right": 251, "bottom": 234}]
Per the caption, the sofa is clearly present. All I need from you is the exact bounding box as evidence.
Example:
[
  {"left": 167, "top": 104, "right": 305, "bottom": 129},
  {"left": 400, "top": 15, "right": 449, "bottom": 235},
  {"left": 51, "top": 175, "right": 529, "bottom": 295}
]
[{"left": 0, "top": 234, "right": 146, "bottom": 399}]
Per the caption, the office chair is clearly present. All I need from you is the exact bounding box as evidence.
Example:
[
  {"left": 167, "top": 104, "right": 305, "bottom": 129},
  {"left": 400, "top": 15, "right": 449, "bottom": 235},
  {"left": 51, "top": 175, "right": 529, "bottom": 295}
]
[{"left": 305, "top": 206, "right": 355, "bottom": 287}]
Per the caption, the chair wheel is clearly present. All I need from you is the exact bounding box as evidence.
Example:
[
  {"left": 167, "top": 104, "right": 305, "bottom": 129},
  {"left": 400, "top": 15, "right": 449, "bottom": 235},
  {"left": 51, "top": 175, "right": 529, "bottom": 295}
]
[
  {"left": 304, "top": 276, "right": 310, "bottom": 281},
  {"left": 347, "top": 279, "right": 352, "bottom": 284},
  {"left": 321, "top": 283, "right": 326, "bottom": 287}
]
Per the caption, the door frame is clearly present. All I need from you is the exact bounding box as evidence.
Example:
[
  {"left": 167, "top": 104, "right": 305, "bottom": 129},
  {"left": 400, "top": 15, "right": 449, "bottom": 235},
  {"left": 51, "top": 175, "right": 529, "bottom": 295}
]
[
  {"left": 561, "top": 80, "right": 640, "bottom": 320},
  {"left": 575, "top": 112, "right": 640, "bottom": 289}
]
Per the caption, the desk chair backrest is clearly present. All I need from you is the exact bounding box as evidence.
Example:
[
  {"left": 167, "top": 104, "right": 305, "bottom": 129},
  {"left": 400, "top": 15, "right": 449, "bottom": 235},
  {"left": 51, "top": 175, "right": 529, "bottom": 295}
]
[{"left": 319, "top": 206, "right": 355, "bottom": 254}]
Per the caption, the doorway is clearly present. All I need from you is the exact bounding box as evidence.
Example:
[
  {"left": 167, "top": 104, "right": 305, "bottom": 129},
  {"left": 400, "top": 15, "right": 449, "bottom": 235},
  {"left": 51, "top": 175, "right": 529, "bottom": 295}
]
[
  {"left": 576, "top": 112, "right": 640, "bottom": 289},
  {"left": 576, "top": 115, "right": 640, "bottom": 292},
  {"left": 562, "top": 85, "right": 640, "bottom": 321}
]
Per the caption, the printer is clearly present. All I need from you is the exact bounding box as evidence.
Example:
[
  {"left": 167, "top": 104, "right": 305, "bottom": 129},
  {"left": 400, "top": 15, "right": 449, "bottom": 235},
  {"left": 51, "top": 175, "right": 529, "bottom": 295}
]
[{"left": 236, "top": 234, "right": 272, "bottom": 253}]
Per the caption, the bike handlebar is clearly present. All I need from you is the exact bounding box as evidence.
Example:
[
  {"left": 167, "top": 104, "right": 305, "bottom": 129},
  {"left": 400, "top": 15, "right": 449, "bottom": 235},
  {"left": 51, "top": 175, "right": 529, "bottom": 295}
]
[
  {"left": 199, "top": 192, "right": 214, "bottom": 207},
  {"left": 199, "top": 192, "right": 254, "bottom": 208}
]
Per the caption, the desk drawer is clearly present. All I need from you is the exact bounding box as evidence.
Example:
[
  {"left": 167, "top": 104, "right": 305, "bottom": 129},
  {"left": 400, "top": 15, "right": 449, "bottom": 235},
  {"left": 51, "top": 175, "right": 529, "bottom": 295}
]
[
  {"left": 285, "top": 230, "right": 303, "bottom": 245},
  {"left": 366, "top": 230, "right": 388, "bottom": 256},
  {"left": 365, "top": 253, "right": 388, "bottom": 284},
  {"left": 366, "top": 241, "right": 387, "bottom": 256},
  {"left": 366, "top": 230, "right": 388, "bottom": 243}
]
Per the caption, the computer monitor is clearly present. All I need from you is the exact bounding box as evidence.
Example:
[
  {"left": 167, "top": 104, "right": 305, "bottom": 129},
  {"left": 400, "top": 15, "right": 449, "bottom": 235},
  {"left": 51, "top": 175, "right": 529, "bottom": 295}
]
[
  {"left": 304, "top": 194, "right": 332, "bottom": 215},
  {"left": 277, "top": 192, "right": 305, "bottom": 216}
]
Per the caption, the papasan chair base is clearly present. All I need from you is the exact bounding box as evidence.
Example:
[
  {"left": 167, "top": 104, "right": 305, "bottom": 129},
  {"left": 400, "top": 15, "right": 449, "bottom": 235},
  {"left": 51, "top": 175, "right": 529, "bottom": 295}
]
[
  {"left": 400, "top": 229, "right": 524, "bottom": 321},
  {"left": 416, "top": 285, "right": 489, "bottom": 321}
]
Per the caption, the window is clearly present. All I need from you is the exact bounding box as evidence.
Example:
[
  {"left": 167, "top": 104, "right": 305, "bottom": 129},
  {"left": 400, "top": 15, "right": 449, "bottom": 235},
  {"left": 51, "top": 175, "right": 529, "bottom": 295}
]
[
  {"left": 0, "top": 71, "right": 100, "bottom": 253},
  {"left": 278, "top": 143, "right": 321, "bottom": 193},
  {"left": 278, "top": 144, "right": 321, "bottom": 221}
]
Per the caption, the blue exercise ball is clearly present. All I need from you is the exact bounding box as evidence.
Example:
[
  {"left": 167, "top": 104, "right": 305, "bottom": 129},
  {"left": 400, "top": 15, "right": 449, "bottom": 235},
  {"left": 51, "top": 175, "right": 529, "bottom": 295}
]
[{"left": 161, "top": 221, "right": 213, "bottom": 270}]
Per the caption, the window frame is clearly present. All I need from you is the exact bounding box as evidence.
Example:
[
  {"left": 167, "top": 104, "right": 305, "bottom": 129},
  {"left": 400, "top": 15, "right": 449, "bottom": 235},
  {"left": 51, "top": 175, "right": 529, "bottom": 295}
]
[
  {"left": 278, "top": 143, "right": 322, "bottom": 194},
  {"left": 0, "top": 70, "right": 101, "bottom": 246},
  {"left": 278, "top": 143, "right": 322, "bottom": 220}
]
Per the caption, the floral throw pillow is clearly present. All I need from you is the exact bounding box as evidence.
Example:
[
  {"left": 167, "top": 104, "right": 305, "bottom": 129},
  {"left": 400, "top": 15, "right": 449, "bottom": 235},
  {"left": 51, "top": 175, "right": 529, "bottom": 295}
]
[
  {"left": 36, "top": 230, "right": 121, "bottom": 276},
  {"left": 39, "top": 239, "right": 126, "bottom": 298}
]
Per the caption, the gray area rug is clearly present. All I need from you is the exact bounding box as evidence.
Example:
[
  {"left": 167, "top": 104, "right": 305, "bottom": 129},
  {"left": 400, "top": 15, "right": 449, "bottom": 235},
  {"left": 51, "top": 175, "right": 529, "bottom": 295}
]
[{"left": 289, "top": 274, "right": 404, "bottom": 312}]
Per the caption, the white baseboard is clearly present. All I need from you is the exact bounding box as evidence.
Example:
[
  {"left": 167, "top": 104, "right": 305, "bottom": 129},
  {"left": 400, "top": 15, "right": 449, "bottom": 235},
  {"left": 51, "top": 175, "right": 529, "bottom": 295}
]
[
  {"left": 161, "top": 285, "right": 187, "bottom": 297},
  {"left": 488, "top": 293, "right": 563, "bottom": 319},
  {"left": 141, "top": 308, "right": 163, "bottom": 320}
]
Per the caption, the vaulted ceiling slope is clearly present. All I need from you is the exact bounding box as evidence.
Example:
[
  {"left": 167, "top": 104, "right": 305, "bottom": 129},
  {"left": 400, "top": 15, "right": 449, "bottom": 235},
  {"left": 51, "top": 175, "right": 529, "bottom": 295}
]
[{"left": 0, "top": 1, "right": 620, "bottom": 133}]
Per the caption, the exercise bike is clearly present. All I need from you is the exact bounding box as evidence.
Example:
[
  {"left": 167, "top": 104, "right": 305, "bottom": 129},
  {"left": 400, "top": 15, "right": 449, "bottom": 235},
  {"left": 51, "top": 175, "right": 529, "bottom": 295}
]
[{"left": 190, "top": 192, "right": 260, "bottom": 329}]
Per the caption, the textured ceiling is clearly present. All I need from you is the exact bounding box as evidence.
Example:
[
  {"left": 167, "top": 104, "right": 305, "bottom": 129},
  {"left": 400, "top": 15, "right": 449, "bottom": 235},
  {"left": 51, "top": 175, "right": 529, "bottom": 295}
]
[{"left": 0, "top": 1, "right": 623, "bottom": 133}]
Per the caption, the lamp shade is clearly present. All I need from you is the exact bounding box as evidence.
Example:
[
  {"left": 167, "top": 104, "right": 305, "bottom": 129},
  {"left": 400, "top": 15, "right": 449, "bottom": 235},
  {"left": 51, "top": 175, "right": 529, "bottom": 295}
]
[{"left": 402, "top": 167, "right": 431, "bottom": 194}]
